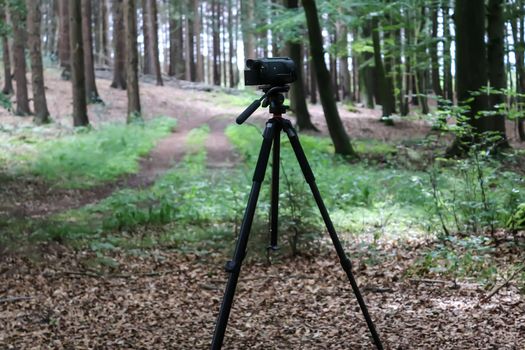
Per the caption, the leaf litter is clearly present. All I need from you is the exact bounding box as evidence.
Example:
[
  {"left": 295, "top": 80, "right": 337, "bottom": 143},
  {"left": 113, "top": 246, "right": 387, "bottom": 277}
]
[{"left": 1, "top": 243, "right": 524, "bottom": 349}]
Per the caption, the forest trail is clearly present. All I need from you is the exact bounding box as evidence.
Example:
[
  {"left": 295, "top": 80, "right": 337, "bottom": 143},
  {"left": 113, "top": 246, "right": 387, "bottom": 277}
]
[{"left": 0, "top": 69, "right": 438, "bottom": 221}]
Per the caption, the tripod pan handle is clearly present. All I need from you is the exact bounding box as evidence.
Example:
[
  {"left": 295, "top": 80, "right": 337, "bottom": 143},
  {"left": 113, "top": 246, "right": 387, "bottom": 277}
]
[{"left": 236, "top": 99, "right": 261, "bottom": 124}]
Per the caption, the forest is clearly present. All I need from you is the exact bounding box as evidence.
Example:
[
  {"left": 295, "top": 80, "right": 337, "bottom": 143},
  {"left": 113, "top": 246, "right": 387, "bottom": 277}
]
[{"left": 1, "top": 0, "right": 525, "bottom": 348}]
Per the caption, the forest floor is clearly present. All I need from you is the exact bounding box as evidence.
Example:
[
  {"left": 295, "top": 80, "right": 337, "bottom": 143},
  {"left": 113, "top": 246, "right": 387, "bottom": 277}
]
[{"left": 1, "top": 70, "right": 525, "bottom": 349}]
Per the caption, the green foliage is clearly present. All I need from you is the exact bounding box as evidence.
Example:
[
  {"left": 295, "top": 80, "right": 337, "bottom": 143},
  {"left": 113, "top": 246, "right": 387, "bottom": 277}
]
[
  {"left": 410, "top": 235, "right": 498, "bottom": 283},
  {"left": 507, "top": 203, "right": 525, "bottom": 230},
  {"left": 23, "top": 117, "right": 176, "bottom": 188}
]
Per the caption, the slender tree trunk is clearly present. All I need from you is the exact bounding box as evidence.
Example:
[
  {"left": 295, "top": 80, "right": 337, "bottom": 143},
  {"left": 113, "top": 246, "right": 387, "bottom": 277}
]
[
  {"left": 27, "top": 0, "right": 50, "bottom": 124},
  {"left": 487, "top": 0, "right": 508, "bottom": 146},
  {"left": 395, "top": 27, "right": 407, "bottom": 115},
  {"left": 101, "top": 0, "right": 109, "bottom": 65},
  {"left": 111, "top": 0, "right": 126, "bottom": 89},
  {"left": 371, "top": 17, "right": 395, "bottom": 119},
  {"left": 228, "top": 0, "right": 235, "bottom": 87},
  {"left": 309, "top": 54, "right": 317, "bottom": 104},
  {"left": 361, "top": 24, "right": 375, "bottom": 109},
  {"left": 286, "top": 0, "right": 316, "bottom": 131},
  {"left": 1, "top": 4, "right": 13, "bottom": 95},
  {"left": 194, "top": 0, "right": 203, "bottom": 82},
  {"left": 149, "top": 0, "right": 163, "bottom": 85},
  {"left": 212, "top": 0, "right": 220, "bottom": 85},
  {"left": 70, "top": 0, "right": 89, "bottom": 126},
  {"left": 59, "top": 0, "right": 70, "bottom": 79},
  {"left": 443, "top": 2, "right": 454, "bottom": 102},
  {"left": 303, "top": 0, "right": 355, "bottom": 156},
  {"left": 187, "top": 7, "right": 196, "bottom": 81},
  {"left": 142, "top": 0, "right": 152, "bottom": 74},
  {"left": 511, "top": 0, "right": 525, "bottom": 141},
  {"left": 82, "top": 0, "right": 102, "bottom": 103},
  {"left": 125, "top": 0, "right": 141, "bottom": 121},
  {"left": 10, "top": 2, "right": 31, "bottom": 116},
  {"left": 241, "top": 0, "right": 255, "bottom": 59},
  {"left": 339, "top": 24, "right": 351, "bottom": 101},
  {"left": 430, "top": 6, "right": 444, "bottom": 100}
]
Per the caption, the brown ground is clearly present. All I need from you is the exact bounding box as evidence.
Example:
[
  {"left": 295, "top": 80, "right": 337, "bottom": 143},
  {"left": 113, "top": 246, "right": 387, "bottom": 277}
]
[{"left": 1, "top": 246, "right": 523, "bottom": 349}]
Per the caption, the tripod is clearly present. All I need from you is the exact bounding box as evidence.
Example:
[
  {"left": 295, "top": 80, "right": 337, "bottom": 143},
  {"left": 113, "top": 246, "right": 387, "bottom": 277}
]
[{"left": 211, "top": 85, "right": 383, "bottom": 350}]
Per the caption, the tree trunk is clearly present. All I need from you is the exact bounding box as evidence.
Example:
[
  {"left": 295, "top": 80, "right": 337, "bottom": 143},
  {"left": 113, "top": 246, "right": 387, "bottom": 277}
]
[
  {"left": 241, "top": 0, "right": 255, "bottom": 59},
  {"left": 148, "top": 0, "right": 163, "bottom": 85},
  {"left": 511, "top": 0, "right": 525, "bottom": 141},
  {"left": 142, "top": 0, "right": 152, "bottom": 74},
  {"left": 309, "top": 53, "right": 317, "bottom": 104},
  {"left": 371, "top": 17, "right": 395, "bottom": 119},
  {"left": 286, "top": 0, "right": 316, "bottom": 131},
  {"left": 212, "top": 0, "right": 220, "bottom": 86},
  {"left": 125, "top": 0, "right": 141, "bottom": 121},
  {"left": 10, "top": 2, "right": 31, "bottom": 116},
  {"left": 1, "top": 4, "right": 13, "bottom": 95},
  {"left": 168, "top": 2, "right": 184, "bottom": 79},
  {"left": 430, "top": 6, "right": 444, "bottom": 100},
  {"left": 111, "top": 0, "right": 126, "bottom": 89},
  {"left": 101, "top": 0, "right": 109, "bottom": 65},
  {"left": 59, "top": 0, "right": 70, "bottom": 80},
  {"left": 303, "top": 0, "right": 355, "bottom": 157},
  {"left": 70, "top": 0, "right": 89, "bottom": 126},
  {"left": 487, "top": 0, "right": 508, "bottom": 146},
  {"left": 194, "top": 0, "right": 203, "bottom": 82},
  {"left": 339, "top": 24, "right": 351, "bottom": 101},
  {"left": 360, "top": 23, "right": 375, "bottom": 109},
  {"left": 449, "top": 0, "right": 490, "bottom": 154},
  {"left": 27, "top": 0, "right": 50, "bottom": 124},
  {"left": 395, "top": 26, "right": 407, "bottom": 116},
  {"left": 443, "top": 2, "right": 454, "bottom": 102},
  {"left": 187, "top": 7, "right": 196, "bottom": 81},
  {"left": 227, "top": 0, "right": 235, "bottom": 87},
  {"left": 82, "top": 0, "right": 102, "bottom": 103}
]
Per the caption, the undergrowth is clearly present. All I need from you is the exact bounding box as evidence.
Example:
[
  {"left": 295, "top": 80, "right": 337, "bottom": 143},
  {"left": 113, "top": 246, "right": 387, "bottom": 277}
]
[{"left": 9, "top": 117, "right": 177, "bottom": 188}]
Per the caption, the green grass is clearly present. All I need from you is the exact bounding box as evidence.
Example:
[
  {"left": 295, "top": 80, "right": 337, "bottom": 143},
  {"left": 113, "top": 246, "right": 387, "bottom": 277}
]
[
  {"left": 11, "top": 117, "right": 177, "bottom": 188},
  {"left": 210, "top": 88, "right": 261, "bottom": 108}
]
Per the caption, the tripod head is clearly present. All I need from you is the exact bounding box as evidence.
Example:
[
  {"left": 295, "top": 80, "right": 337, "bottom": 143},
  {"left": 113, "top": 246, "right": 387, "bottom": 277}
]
[{"left": 235, "top": 85, "right": 290, "bottom": 125}]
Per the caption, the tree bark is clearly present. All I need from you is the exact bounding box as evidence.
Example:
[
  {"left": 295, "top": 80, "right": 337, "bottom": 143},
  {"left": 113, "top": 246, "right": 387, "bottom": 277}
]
[
  {"left": 308, "top": 52, "right": 317, "bottom": 104},
  {"left": 70, "top": 0, "right": 89, "bottom": 126},
  {"left": 286, "top": 0, "right": 316, "bottom": 131},
  {"left": 360, "top": 23, "right": 375, "bottom": 109},
  {"left": 194, "top": 0, "right": 203, "bottom": 82},
  {"left": 125, "top": 0, "right": 141, "bottom": 121},
  {"left": 59, "top": 0, "right": 70, "bottom": 79},
  {"left": 168, "top": 2, "right": 184, "bottom": 79},
  {"left": 227, "top": 0, "right": 235, "bottom": 87},
  {"left": 241, "top": 0, "right": 255, "bottom": 59},
  {"left": 212, "top": 0, "right": 220, "bottom": 86},
  {"left": 101, "top": 0, "right": 109, "bottom": 65},
  {"left": 1, "top": 4, "right": 13, "bottom": 95},
  {"left": 82, "top": 0, "right": 102, "bottom": 103},
  {"left": 303, "top": 0, "right": 355, "bottom": 156},
  {"left": 148, "top": 0, "right": 163, "bottom": 85},
  {"left": 371, "top": 17, "right": 395, "bottom": 119},
  {"left": 27, "top": 0, "right": 50, "bottom": 124},
  {"left": 111, "top": 0, "right": 126, "bottom": 89},
  {"left": 487, "top": 0, "right": 508, "bottom": 146},
  {"left": 10, "top": 2, "right": 31, "bottom": 115},
  {"left": 141, "top": 0, "right": 152, "bottom": 74},
  {"left": 442, "top": 2, "right": 454, "bottom": 102},
  {"left": 430, "top": 6, "right": 444, "bottom": 100},
  {"left": 449, "top": 0, "right": 490, "bottom": 154}
]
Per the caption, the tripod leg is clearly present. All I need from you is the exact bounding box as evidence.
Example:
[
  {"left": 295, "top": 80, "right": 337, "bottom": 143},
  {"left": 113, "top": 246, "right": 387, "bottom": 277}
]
[
  {"left": 211, "top": 120, "right": 277, "bottom": 350},
  {"left": 269, "top": 123, "right": 281, "bottom": 250},
  {"left": 281, "top": 120, "right": 384, "bottom": 350}
]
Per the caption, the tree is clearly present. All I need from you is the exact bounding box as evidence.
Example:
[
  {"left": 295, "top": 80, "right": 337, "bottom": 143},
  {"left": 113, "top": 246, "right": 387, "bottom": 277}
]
[
  {"left": 371, "top": 16, "right": 395, "bottom": 120},
  {"left": 81, "top": 0, "right": 102, "bottom": 103},
  {"left": 148, "top": 0, "right": 163, "bottom": 86},
  {"left": 111, "top": 0, "right": 126, "bottom": 89},
  {"left": 168, "top": 0, "right": 184, "bottom": 79},
  {"left": 27, "top": 0, "right": 50, "bottom": 124},
  {"left": 487, "top": 0, "right": 508, "bottom": 146},
  {"left": 70, "top": 0, "right": 89, "bottom": 126},
  {"left": 286, "top": 0, "right": 316, "bottom": 131},
  {"left": 450, "top": 0, "right": 491, "bottom": 154},
  {"left": 303, "top": 0, "right": 356, "bottom": 157},
  {"left": 0, "top": 3, "right": 13, "bottom": 95},
  {"left": 9, "top": 1, "right": 31, "bottom": 116},
  {"left": 58, "top": 0, "right": 70, "bottom": 79},
  {"left": 125, "top": 0, "right": 141, "bottom": 121}
]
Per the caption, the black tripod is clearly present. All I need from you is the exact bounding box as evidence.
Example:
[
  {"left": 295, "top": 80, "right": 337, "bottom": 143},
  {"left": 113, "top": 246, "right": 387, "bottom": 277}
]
[{"left": 211, "top": 85, "right": 383, "bottom": 350}]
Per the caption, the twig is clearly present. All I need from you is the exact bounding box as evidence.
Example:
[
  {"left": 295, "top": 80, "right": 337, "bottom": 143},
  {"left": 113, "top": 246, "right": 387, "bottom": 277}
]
[
  {"left": 0, "top": 296, "right": 33, "bottom": 303},
  {"left": 482, "top": 266, "right": 525, "bottom": 303},
  {"left": 362, "top": 286, "right": 394, "bottom": 293}
]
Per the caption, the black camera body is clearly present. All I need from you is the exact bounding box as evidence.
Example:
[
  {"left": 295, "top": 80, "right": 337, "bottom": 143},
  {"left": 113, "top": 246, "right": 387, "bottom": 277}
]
[{"left": 244, "top": 57, "right": 297, "bottom": 86}]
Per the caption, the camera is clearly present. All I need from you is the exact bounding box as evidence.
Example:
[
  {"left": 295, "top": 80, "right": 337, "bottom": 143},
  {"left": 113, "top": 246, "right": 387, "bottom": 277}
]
[{"left": 244, "top": 57, "right": 297, "bottom": 86}]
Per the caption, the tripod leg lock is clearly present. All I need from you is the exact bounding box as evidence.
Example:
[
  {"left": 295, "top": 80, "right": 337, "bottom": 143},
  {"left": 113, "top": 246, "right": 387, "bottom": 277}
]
[{"left": 224, "top": 260, "right": 240, "bottom": 273}]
